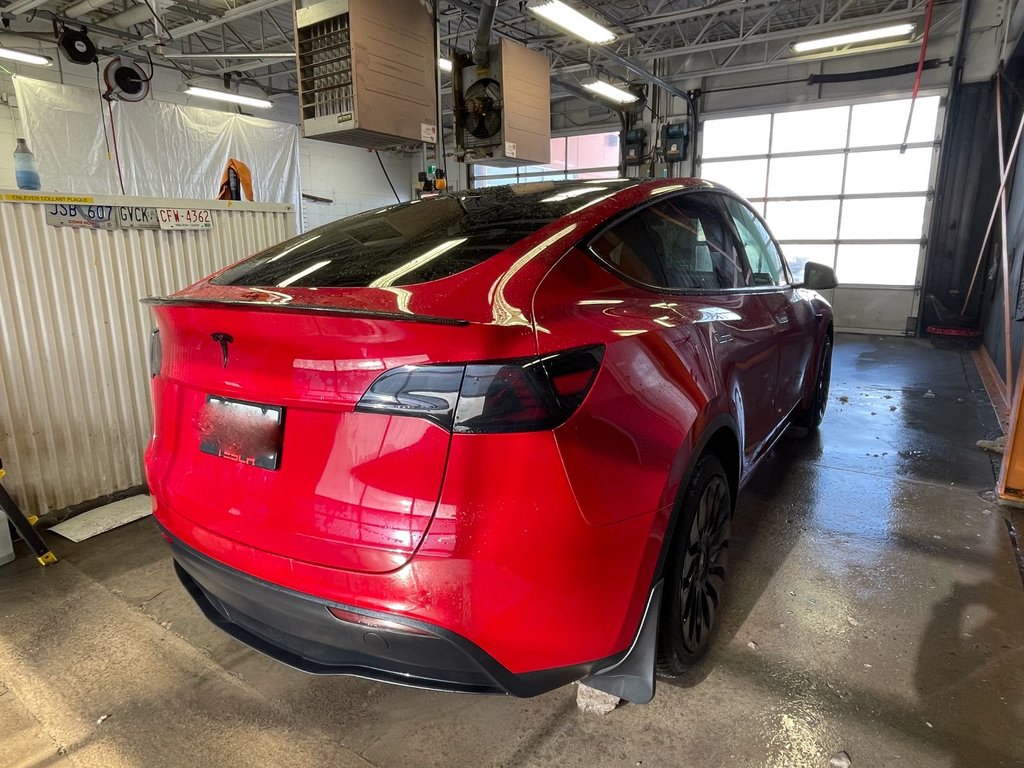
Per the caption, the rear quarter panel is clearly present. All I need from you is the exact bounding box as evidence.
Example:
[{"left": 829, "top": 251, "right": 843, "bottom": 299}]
[{"left": 532, "top": 246, "right": 729, "bottom": 528}]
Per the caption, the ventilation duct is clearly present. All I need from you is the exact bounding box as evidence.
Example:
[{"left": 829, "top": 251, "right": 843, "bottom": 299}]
[
  {"left": 472, "top": 0, "right": 498, "bottom": 66},
  {"left": 64, "top": 0, "right": 113, "bottom": 19},
  {"left": 99, "top": 4, "right": 155, "bottom": 30}
]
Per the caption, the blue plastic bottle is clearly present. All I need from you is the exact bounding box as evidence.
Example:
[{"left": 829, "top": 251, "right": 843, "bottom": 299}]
[{"left": 14, "top": 138, "right": 40, "bottom": 191}]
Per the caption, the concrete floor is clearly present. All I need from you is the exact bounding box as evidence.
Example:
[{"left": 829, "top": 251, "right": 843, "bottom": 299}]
[{"left": 2, "top": 334, "right": 1024, "bottom": 768}]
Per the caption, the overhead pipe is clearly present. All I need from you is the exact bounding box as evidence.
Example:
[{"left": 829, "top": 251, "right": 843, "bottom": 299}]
[
  {"left": 595, "top": 47, "right": 694, "bottom": 111},
  {"left": 99, "top": 4, "right": 154, "bottom": 30},
  {"left": 1, "top": 0, "right": 51, "bottom": 17},
  {"left": 472, "top": 0, "right": 499, "bottom": 66},
  {"left": 64, "top": 0, "right": 114, "bottom": 19}
]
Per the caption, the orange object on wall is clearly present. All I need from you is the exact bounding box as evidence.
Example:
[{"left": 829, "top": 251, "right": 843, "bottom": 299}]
[{"left": 218, "top": 158, "right": 254, "bottom": 201}]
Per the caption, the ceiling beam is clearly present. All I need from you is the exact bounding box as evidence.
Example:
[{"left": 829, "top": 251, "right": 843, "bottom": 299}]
[
  {"left": 617, "top": 4, "right": 928, "bottom": 62},
  {"left": 1, "top": 0, "right": 50, "bottom": 16},
  {"left": 119, "top": 0, "right": 289, "bottom": 51}
]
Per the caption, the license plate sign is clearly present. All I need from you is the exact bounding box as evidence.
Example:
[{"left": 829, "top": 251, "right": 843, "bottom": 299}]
[
  {"left": 158, "top": 207, "right": 213, "bottom": 230},
  {"left": 199, "top": 396, "right": 284, "bottom": 470}
]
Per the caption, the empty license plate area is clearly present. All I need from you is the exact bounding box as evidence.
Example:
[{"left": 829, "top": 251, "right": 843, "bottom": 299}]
[{"left": 199, "top": 395, "right": 284, "bottom": 470}]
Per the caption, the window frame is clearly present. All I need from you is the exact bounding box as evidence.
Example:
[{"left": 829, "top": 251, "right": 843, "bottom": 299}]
[
  {"left": 470, "top": 131, "right": 622, "bottom": 189},
  {"left": 718, "top": 193, "right": 792, "bottom": 288},
  {"left": 583, "top": 189, "right": 795, "bottom": 297}
]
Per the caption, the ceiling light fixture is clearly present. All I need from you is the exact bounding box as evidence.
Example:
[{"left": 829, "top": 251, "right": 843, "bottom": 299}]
[
  {"left": 528, "top": 0, "right": 615, "bottom": 44},
  {"left": 792, "top": 23, "right": 915, "bottom": 53},
  {"left": 183, "top": 86, "right": 273, "bottom": 109},
  {"left": 581, "top": 78, "right": 637, "bottom": 104},
  {"left": 438, "top": 57, "right": 453, "bottom": 72},
  {"left": 165, "top": 52, "right": 295, "bottom": 59},
  {"left": 0, "top": 47, "right": 52, "bottom": 67}
]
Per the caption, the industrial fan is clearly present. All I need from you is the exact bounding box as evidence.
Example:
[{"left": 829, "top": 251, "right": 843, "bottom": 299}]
[
  {"left": 461, "top": 77, "right": 502, "bottom": 140},
  {"left": 102, "top": 58, "right": 151, "bottom": 103}
]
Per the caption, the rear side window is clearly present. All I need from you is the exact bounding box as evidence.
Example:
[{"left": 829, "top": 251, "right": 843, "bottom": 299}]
[
  {"left": 213, "top": 184, "right": 626, "bottom": 288},
  {"left": 588, "top": 212, "right": 667, "bottom": 287},
  {"left": 589, "top": 194, "right": 749, "bottom": 291}
]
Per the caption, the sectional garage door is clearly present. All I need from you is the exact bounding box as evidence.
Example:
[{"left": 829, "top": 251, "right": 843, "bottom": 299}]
[{"left": 700, "top": 96, "right": 942, "bottom": 335}]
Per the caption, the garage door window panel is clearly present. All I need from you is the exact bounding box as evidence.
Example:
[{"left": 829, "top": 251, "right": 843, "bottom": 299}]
[
  {"left": 566, "top": 133, "right": 620, "bottom": 170},
  {"left": 770, "top": 105, "right": 849, "bottom": 153},
  {"left": 836, "top": 244, "right": 920, "bottom": 285},
  {"left": 701, "top": 114, "right": 772, "bottom": 158},
  {"left": 781, "top": 244, "right": 837, "bottom": 284},
  {"left": 471, "top": 132, "right": 620, "bottom": 188},
  {"left": 848, "top": 97, "right": 939, "bottom": 148},
  {"left": 763, "top": 199, "right": 841, "bottom": 241},
  {"left": 767, "top": 154, "right": 845, "bottom": 197},
  {"left": 839, "top": 196, "right": 927, "bottom": 240},
  {"left": 699, "top": 158, "right": 768, "bottom": 201},
  {"left": 843, "top": 148, "right": 932, "bottom": 194}
]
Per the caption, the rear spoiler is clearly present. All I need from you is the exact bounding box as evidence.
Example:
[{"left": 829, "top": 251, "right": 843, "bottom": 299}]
[{"left": 140, "top": 296, "right": 470, "bottom": 327}]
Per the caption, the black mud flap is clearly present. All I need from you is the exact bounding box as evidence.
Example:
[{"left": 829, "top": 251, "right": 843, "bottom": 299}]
[{"left": 580, "top": 580, "right": 663, "bottom": 704}]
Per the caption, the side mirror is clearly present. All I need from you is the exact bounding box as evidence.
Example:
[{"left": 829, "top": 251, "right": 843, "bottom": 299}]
[{"left": 801, "top": 262, "right": 838, "bottom": 290}]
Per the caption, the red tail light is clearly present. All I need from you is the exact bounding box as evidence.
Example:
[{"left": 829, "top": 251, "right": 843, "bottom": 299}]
[{"left": 355, "top": 345, "right": 604, "bottom": 433}]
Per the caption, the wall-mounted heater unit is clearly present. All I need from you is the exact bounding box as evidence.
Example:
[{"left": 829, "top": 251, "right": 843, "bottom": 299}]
[
  {"left": 454, "top": 38, "right": 550, "bottom": 167},
  {"left": 295, "top": 0, "right": 437, "bottom": 148}
]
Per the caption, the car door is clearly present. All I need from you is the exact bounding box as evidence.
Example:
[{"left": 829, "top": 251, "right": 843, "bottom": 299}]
[
  {"left": 639, "top": 192, "right": 781, "bottom": 464},
  {"left": 719, "top": 194, "right": 816, "bottom": 421}
]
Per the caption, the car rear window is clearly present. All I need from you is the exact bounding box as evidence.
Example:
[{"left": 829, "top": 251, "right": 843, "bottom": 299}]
[{"left": 212, "top": 182, "right": 632, "bottom": 289}]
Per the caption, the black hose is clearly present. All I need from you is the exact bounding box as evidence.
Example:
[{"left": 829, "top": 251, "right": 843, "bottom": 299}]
[
  {"left": 807, "top": 59, "right": 945, "bottom": 85},
  {"left": 375, "top": 150, "right": 402, "bottom": 204}
]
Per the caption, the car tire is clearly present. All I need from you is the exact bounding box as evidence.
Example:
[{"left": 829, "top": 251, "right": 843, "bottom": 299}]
[
  {"left": 656, "top": 453, "right": 732, "bottom": 678},
  {"left": 793, "top": 334, "right": 832, "bottom": 431}
]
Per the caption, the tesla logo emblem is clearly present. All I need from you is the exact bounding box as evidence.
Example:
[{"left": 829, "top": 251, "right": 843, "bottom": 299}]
[{"left": 211, "top": 333, "right": 233, "bottom": 368}]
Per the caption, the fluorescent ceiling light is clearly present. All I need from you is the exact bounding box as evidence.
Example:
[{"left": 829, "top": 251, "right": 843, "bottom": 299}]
[
  {"left": 529, "top": 0, "right": 615, "bottom": 44},
  {"left": 184, "top": 86, "right": 273, "bottom": 109},
  {"left": 0, "top": 47, "right": 52, "bottom": 66},
  {"left": 438, "top": 57, "right": 453, "bottom": 72},
  {"left": 166, "top": 52, "right": 295, "bottom": 59},
  {"left": 792, "top": 23, "right": 914, "bottom": 53},
  {"left": 581, "top": 78, "right": 637, "bottom": 104}
]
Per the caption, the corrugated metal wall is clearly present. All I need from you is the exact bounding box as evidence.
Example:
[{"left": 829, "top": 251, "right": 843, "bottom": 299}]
[
  {"left": 0, "top": 194, "right": 295, "bottom": 517},
  {"left": 922, "top": 81, "right": 1000, "bottom": 329},
  {"left": 978, "top": 51, "right": 1024, "bottom": 386}
]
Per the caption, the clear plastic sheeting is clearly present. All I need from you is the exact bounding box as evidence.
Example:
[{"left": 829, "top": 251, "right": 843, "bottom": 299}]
[{"left": 13, "top": 77, "right": 300, "bottom": 208}]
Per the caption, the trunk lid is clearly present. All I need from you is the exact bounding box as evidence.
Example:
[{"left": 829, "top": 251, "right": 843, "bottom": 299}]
[{"left": 147, "top": 296, "right": 533, "bottom": 574}]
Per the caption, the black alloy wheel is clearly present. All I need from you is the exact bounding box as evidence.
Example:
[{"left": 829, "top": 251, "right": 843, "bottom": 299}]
[
  {"left": 657, "top": 453, "right": 732, "bottom": 676},
  {"left": 793, "top": 334, "right": 833, "bottom": 430}
]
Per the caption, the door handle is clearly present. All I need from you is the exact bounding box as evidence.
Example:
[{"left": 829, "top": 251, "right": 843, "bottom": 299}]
[
  {"left": 713, "top": 331, "right": 734, "bottom": 344},
  {"left": 775, "top": 314, "right": 789, "bottom": 324}
]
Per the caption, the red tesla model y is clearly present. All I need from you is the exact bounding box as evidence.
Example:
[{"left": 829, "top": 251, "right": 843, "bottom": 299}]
[{"left": 144, "top": 178, "right": 835, "bottom": 703}]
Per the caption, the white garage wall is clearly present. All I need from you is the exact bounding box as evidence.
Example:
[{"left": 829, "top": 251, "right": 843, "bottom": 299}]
[
  {"left": 299, "top": 138, "right": 413, "bottom": 231},
  {"left": 0, "top": 67, "right": 413, "bottom": 226}
]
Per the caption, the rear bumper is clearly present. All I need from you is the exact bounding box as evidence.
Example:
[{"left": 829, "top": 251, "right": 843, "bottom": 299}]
[{"left": 168, "top": 531, "right": 604, "bottom": 697}]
